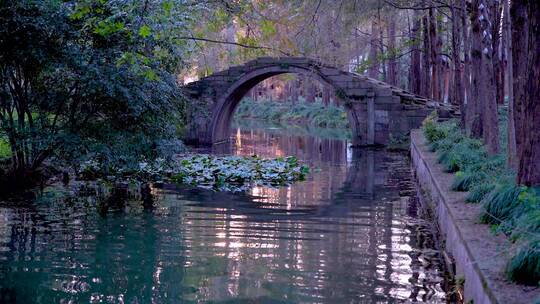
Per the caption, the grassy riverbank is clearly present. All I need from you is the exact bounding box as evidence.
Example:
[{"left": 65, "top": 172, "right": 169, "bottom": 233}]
[
  {"left": 422, "top": 111, "right": 539, "bottom": 285},
  {"left": 234, "top": 97, "right": 349, "bottom": 129},
  {"left": 232, "top": 119, "right": 352, "bottom": 141}
]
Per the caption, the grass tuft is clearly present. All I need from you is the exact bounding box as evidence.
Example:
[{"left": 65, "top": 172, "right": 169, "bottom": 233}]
[
  {"left": 466, "top": 183, "right": 495, "bottom": 203},
  {"left": 480, "top": 183, "right": 523, "bottom": 226},
  {"left": 506, "top": 241, "right": 540, "bottom": 285},
  {"left": 452, "top": 170, "right": 488, "bottom": 191}
]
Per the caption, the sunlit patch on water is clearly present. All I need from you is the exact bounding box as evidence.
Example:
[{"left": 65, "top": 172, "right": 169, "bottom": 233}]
[{"left": 0, "top": 120, "right": 447, "bottom": 303}]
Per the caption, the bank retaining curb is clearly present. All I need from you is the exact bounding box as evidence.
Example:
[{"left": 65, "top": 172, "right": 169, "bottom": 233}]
[{"left": 410, "top": 129, "right": 539, "bottom": 304}]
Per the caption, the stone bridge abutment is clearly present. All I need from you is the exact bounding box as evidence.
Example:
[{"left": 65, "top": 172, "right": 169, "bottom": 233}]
[{"left": 183, "top": 57, "right": 456, "bottom": 146}]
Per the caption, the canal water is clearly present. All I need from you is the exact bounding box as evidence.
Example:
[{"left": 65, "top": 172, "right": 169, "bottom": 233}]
[{"left": 0, "top": 121, "right": 447, "bottom": 303}]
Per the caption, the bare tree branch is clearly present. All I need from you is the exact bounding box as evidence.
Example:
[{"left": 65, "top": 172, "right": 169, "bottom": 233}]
[
  {"left": 294, "top": 0, "right": 322, "bottom": 38},
  {"left": 383, "top": 0, "right": 452, "bottom": 10},
  {"left": 176, "top": 36, "right": 293, "bottom": 56}
]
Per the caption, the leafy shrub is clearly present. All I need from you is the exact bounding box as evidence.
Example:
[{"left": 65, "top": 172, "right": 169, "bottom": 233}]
[
  {"left": 155, "top": 139, "right": 187, "bottom": 160},
  {"left": 0, "top": 0, "right": 191, "bottom": 184},
  {"left": 422, "top": 112, "right": 457, "bottom": 143},
  {"left": 0, "top": 137, "right": 10, "bottom": 160}
]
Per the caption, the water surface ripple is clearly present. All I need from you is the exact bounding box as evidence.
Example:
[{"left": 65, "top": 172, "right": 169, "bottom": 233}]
[{"left": 0, "top": 122, "right": 446, "bottom": 303}]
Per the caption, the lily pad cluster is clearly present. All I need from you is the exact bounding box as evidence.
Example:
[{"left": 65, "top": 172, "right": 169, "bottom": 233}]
[
  {"left": 171, "top": 155, "right": 309, "bottom": 191},
  {"left": 78, "top": 154, "right": 309, "bottom": 192}
]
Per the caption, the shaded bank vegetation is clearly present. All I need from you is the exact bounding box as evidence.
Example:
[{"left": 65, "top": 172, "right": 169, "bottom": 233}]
[
  {"left": 423, "top": 113, "right": 539, "bottom": 285},
  {"left": 234, "top": 97, "right": 349, "bottom": 129},
  {"left": 0, "top": 0, "right": 195, "bottom": 192},
  {"left": 0, "top": 1, "right": 314, "bottom": 195},
  {"left": 0, "top": 0, "right": 538, "bottom": 300},
  {"left": 415, "top": 0, "right": 540, "bottom": 287},
  {"left": 3, "top": 0, "right": 538, "bottom": 196},
  {"left": 233, "top": 119, "right": 352, "bottom": 141}
]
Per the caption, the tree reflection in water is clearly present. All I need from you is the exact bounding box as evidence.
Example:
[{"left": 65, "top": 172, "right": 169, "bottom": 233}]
[{"left": 0, "top": 121, "right": 446, "bottom": 303}]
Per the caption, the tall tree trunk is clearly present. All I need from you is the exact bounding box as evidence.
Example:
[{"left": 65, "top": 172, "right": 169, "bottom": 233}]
[
  {"left": 504, "top": 0, "right": 516, "bottom": 168},
  {"left": 322, "top": 85, "right": 331, "bottom": 106},
  {"left": 304, "top": 77, "right": 315, "bottom": 103},
  {"left": 291, "top": 77, "right": 299, "bottom": 103},
  {"left": 438, "top": 14, "right": 446, "bottom": 101},
  {"left": 429, "top": 7, "right": 441, "bottom": 100},
  {"left": 410, "top": 10, "right": 422, "bottom": 94},
  {"left": 387, "top": 15, "right": 398, "bottom": 86},
  {"left": 379, "top": 19, "right": 387, "bottom": 82},
  {"left": 451, "top": 0, "right": 464, "bottom": 123},
  {"left": 490, "top": 1, "right": 504, "bottom": 105},
  {"left": 517, "top": 0, "right": 540, "bottom": 186},
  {"left": 469, "top": 1, "right": 483, "bottom": 138},
  {"left": 461, "top": 0, "right": 472, "bottom": 129},
  {"left": 422, "top": 7, "right": 432, "bottom": 98},
  {"left": 478, "top": 0, "right": 500, "bottom": 154},
  {"left": 511, "top": 0, "right": 529, "bottom": 164},
  {"left": 368, "top": 18, "right": 380, "bottom": 79}
]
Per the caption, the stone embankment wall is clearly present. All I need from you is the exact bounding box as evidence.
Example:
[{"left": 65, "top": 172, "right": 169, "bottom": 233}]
[{"left": 410, "top": 130, "right": 539, "bottom": 304}]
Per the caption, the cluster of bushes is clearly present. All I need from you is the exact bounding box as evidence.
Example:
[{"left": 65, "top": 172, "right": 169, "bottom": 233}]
[
  {"left": 234, "top": 97, "right": 349, "bottom": 129},
  {"left": 422, "top": 112, "right": 539, "bottom": 286},
  {"left": 0, "top": 0, "right": 199, "bottom": 191}
]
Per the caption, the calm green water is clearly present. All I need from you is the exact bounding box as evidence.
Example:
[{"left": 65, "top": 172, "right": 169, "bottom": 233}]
[{"left": 0, "top": 122, "right": 447, "bottom": 303}]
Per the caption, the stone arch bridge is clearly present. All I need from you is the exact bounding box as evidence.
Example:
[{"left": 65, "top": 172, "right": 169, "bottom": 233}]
[{"left": 183, "top": 57, "right": 457, "bottom": 146}]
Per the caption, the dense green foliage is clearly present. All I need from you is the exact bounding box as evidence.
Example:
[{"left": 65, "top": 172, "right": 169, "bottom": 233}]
[
  {"left": 0, "top": 0, "right": 203, "bottom": 189},
  {"left": 234, "top": 98, "right": 350, "bottom": 129},
  {"left": 0, "top": 137, "right": 9, "bottom": 160},
  {"left": 423, "top": 113, "right": 540, "bottom": 286},
  {"left": 79, "top": 154, "right": 309, "bottom": 192}
]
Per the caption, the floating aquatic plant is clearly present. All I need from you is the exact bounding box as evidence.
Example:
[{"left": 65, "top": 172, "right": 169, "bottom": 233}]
[
  {"left": 78, "top": 154, "right": 309, "bottom": 192},
  {"left": 171, "top": 155, "right": 309, "bottom": 192}
]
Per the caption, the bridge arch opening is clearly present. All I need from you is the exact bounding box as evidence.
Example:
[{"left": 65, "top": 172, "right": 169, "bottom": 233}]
[
  {"left": 185, "top": 57, "right": 454, "bottom": 147},
  {"left": 210, "top": 65, "right": 359, "bottom": 144}
]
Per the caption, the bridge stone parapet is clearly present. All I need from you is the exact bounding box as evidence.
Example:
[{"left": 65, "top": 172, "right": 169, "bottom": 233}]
[{"left": 183, "top": 57, "right": 458, "bottom": 146}]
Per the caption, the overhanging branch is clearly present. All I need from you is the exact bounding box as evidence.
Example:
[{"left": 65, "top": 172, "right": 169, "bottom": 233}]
[{"left": 176, "top": 36, "right": 293, "bottom": 56}]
